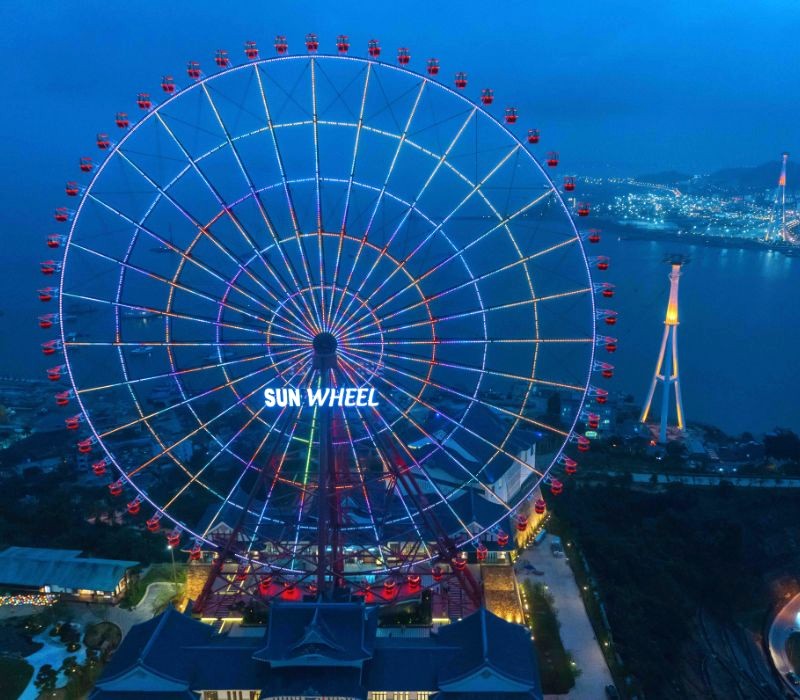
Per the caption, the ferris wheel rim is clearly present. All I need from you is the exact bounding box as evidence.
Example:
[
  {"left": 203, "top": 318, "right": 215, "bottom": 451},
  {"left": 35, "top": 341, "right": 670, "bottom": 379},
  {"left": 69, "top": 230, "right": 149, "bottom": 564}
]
[{"left": 52, "top": 48, "right": 598, "bottom": 566}]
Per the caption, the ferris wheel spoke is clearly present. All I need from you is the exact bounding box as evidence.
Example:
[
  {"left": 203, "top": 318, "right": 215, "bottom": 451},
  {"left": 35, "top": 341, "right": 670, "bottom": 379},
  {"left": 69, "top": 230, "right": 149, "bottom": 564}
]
[
  {"left": 110, "top": 154, "right": 297, "bottom": 324},
  {"left": 163, "top": 361, "right": 311, "bottom": 520},
  {"left": 330, "top": 388, "right": 384, "bottom": 558},
  {"left": 345, "top": 215, "right": 570, "bottom": 337},
  {"left": 290, "top": 396, "right": 319, "bottom": 569},
  {"left": 345, "top": 336, "right": 594, "bottom": 347},
  {"left": 329, "top": 79, "right": 427, "bottom": 332},
  {"left": 125, "top": 352, "right": 311, "bottom": 480},
  {"left": 143, "top": 123, "right": 321, "bottom": 339},
  {"left": 75, "top": 349, "right": 283, "bottom": 395},
  {"left": 85, "top": 191, "right": 295, "bottom": 326},
  {"left": 344, "top": 253, "right": 585, "bottom": 340},
  {"left": 330, "top": 103, "right": 475, "bottom": 333},
  {"left": 338, "top": 185, "right": 557, "bottom": 333},
  {"left": 340, "top": 350, "right": 513, "bottom": 502},
  {"left": 340, "top": 351, "right": 547, "bottom": 493},
  {"left": 345, "top": 342, "right": 585, "bottom": 393},
  {"left": 254, "top": 65, "right": 324, "bottom": 331},
  {"left": 310, "top": 58, "right": 324, "bottom": 234},
  {"left": 69, "top": 340, "right": 279, "bottom": 348},
  {"left": 331, "top": 64, "right": 373, "bottom": 326},
  {"left": 343, "top": 288, "right": 591, "bottom": 342},
  {"left": 68, "top": 241, "right": 272, "bottom": 327},
  {"left": 340, "top": 345, "right": 569, "bottom": 439},
  {"left": 334, "top": 361, "right": 432, "bottom": 560},
  {"left": 309, "top": 58, "right": 329, "bottom": 330},
  {"left": 60, "top": 292, "right": 271, "bottom": 337},
  {"left": 336, "top": 355, "right": 477, "bottom": 540},
  {"left": 101, "top": 347, "right": 309, "bottom": 442},
  {"left": 248, "top": 397, "right": 313, "bottom": 552},
  {"left": 333, "top": 146, "right": 531, "bottom": 333},
  {"left": 195, "top": 84, "right": 318, "bottom": 333},
  {"left": 161, "top": 401, "right": 269, "bottom": 514},
  {"left": 340, "top": 351, "right": 542, "bottom": 484},
  {"left": 203, "top": 374, "right": 312, "bottom": 541}
]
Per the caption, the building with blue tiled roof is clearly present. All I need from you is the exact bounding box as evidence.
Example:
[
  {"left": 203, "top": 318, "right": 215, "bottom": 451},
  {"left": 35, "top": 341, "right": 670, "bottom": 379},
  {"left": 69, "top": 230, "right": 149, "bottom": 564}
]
[{"left": 91, "top": 601, "right": 542, "bottom": 700}]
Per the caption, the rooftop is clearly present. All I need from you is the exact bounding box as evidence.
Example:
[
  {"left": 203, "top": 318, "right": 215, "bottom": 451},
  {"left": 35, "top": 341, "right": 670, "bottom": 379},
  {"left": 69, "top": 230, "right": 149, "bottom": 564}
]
[
  {"left": 92, "top": 602, "right": 542, "bottom": 699},
  {"left": 0, "top": 546, "right": 138, "bottom": 593}
]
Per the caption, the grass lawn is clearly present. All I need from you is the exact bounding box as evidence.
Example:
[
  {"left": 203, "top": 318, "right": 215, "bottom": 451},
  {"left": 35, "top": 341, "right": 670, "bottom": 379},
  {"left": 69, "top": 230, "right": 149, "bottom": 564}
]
[
  {"left": 523, "top": 580, "right": 577, "bottom": 694},
  {"left": 122, "top": 563, "right": 186, "bottom": 608},
  {"left": 0, "top": 656, "right": 34, "bottom": 699}
]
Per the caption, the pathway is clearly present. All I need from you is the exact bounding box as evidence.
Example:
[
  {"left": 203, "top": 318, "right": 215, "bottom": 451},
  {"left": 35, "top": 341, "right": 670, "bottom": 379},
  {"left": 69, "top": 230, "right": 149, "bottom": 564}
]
[{"left": 517, "top": 543, "right": 614, "bottom": 700}]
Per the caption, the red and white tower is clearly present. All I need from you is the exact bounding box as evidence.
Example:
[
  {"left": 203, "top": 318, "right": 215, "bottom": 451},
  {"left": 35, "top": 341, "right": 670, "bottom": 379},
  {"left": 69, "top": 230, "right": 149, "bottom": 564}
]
[
  {"left": 640, "top": 256, "right": 687, "bottom": 443},
  {"left": 766, "top": 152, "right": 790, "bottom": 242}
]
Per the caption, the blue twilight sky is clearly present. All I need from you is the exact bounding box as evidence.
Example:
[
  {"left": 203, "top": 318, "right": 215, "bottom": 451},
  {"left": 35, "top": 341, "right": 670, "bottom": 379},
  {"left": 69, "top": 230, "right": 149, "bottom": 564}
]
[
  {"left": 4, "top": 0, "right": 800, "bottom": 178},
  {"left": 0, "top": 0, "right": 799, "bottom": 376}
]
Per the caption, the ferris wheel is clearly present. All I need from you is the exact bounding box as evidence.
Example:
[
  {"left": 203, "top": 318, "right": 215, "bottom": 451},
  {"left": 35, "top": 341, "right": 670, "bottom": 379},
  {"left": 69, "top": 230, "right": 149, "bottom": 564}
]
[{"left": 38, "top": 34, "right": 615, "bottom": 610}]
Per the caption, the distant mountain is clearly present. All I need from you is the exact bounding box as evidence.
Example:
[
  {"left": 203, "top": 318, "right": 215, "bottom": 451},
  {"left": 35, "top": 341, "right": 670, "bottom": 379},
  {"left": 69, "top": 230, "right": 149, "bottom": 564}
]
[
  {"left": 703, "top": 160, "right": 799, "bottom": 191},
  {"left": 635, "top": 170, "right": 693, "bottom": 185},
  {"left": 636, "top": 161, "right": 798, "bottom": 192}
]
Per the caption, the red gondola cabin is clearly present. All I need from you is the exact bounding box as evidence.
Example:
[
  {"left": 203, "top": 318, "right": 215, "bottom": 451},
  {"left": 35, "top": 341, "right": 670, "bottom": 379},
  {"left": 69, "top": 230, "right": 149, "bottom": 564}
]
[{"left": 244, "top": 41, "right": 259, "bottom": 60}]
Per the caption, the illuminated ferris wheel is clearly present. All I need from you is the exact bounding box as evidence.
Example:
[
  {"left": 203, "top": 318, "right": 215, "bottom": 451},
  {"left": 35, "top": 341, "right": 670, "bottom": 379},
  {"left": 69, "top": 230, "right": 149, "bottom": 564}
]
[{"left": 38, "top": 34, "right": 615, "bottom": 611}]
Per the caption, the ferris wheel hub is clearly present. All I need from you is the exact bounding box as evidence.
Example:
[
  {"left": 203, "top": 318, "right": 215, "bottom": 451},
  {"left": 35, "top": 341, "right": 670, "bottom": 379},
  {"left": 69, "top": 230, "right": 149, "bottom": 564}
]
[
  {"left": 313, "top": 331, "right": 338, "bottom": 355},
  {"left": 312, "top": 331, "right": 338, "bottom": 372}
]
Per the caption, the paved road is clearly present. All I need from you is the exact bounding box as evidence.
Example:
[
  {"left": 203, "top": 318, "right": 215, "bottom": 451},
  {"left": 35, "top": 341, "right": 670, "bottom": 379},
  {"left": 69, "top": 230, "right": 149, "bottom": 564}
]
[
  {"left": 768, "top": 592, "right": 800, "bottom": 696},
  {"left": 606, "top": 471, "right": 800, "bottom": 489},
  {"left": 517, "top": 544, "right": 614, "bottom": 700},
  {"left": 63, "top": 581, "right": 174, "bottom": 638}
]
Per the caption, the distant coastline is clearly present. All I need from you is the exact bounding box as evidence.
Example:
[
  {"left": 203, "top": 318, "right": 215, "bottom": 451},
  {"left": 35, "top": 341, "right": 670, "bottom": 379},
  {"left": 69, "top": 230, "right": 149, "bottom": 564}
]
[{"left": 607, "top": 222, "right": 800, "bottom": 257}]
